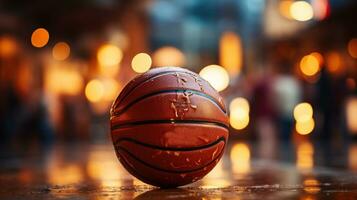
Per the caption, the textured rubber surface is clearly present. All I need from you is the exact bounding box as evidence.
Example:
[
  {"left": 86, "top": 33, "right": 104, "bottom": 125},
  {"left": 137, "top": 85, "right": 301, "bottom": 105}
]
[{"left": 110, "top": 67, "right": 229, "bottom": 187}]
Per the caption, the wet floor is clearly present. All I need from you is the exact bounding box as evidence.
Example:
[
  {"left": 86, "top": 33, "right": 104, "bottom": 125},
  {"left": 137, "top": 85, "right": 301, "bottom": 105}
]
[{"left": 1, "top": 140, "right": 357, "bottom": 199}]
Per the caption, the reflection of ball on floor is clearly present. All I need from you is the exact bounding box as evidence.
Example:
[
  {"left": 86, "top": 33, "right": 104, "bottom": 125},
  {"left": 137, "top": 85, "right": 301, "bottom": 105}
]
[
  {"left": 110, "top": 67, "right": 229, "bottom": 187},
  {"left": 134, "top": 188, "right": 203, "bottom": 200}
]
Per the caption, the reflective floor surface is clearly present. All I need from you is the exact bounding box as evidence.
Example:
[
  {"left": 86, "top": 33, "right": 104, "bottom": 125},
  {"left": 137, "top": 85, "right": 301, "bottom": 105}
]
[{"left": 1, "top": 139, "right": 357, "bottom": 199}]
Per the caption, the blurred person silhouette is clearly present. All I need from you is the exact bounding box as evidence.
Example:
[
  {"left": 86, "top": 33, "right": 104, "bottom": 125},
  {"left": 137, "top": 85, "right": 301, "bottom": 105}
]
[
  {"left": 250, "top": 66, "right": 277, "bottom": 143},
  {"left": 272, "top": 60, "right": 302, "bottom": 140},
  {"left": 315, "top": 66, "right": 348, "bottom": 140},
  {"left": 0, "top": 53, "right": 54, "bottom": 149},
  {"left": 58, "top": 95, "right": 90, "bottom": 141}
]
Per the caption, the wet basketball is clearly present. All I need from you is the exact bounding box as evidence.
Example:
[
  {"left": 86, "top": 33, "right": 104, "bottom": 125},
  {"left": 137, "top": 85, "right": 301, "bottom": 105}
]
[{"left": 110, "top": 67, "right": 229, "bottom": 187}]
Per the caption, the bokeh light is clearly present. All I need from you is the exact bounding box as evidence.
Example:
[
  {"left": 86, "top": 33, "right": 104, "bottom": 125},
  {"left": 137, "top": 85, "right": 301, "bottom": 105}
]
[
  {"left": 230, "top": 115, "right": 249, "bottom": 131},
  {"left": 85, "top": 78, "right": 120, "bottom": 104},
  {"left": 220, "top": 31, "right": 242, "bottom": 77},
  {"left": 46, "top": 151, "right": 83, "bottom": 185},
  {"left": 290, "top": 1, "right": 314, "bottom": 21},
  {"left": 279, "top": 0, "right": 293, "bottom": 19},
  {"left": 296, "top": 117, "right": 315, "bottom": 135},
  {"left": 312, "top": 0, "right": 330, "bottom": 20},
  {"left": 346, "top": 97, "right": 357, "bottom": 134},
  {"left": 229, "top": 97, "right": 250, "bottom": 130},
  {"left": 349, "top": 144, "right": 357, "bottom": 171},
  {"left": 347, "top": 38, "right": 357, "bottom": 59},
  {"left": 87, "top": 149, "right": 126, "bottom": 187},
  {"left": 131, "top": 53, "right": 152, "bottom": 73},
  {"left": 47, "top": 164, "right": 83, "bottom": 185},
  {"left": 97, "top": 44, "right": 122, "bottom": 75},
  {"left": 0, "top": 36, "right": 17, "bottom": 58},
  {"left": 31, "top": 28, "right": 49, "bottom": 48},
  {"left": 152, "top": 46, "right": 185, "bottom": 67},
  {"left": 102, "top": 78, "right": 120, "bottom": 101},
  {"left": 296, "top": 141, "right": 314, "bottom": 170},
  {"left": 230, "top": 143, "right": 250, "bottom": 174},
  {"left": 303, "top": 178, "right": 321, "bottom": 194},
  {"left": 199, "top": 64, "right": 229, "bottom": 92},
  {"left": 326, "top": 52, "right": 342, "bottom": 74},
  {"left": 85, "top": 79, "right": 104, "bottom": 103},
  {"left": 97, "top": 44, "right": 122, "bottom": 66},
  {"left": 300, "top": 54, "right": 320, "bottom": 76},
  {"left": 45, "top": 66, "right": 83, "bottom": 95},
  {"left": 293, "top": 102, "right": 313, "bottom": 122},
  {"left": 230, "top": 97, "right": 250, "bottom": 113},
  {"left": 310, "top": 52, "right": 323, "bottom": 66},
  {"left": 346, "top": 78, "right": 356, "bottom": 90},
  {"left": 52, "top": 42, "right": 70, "bottom": 61}
]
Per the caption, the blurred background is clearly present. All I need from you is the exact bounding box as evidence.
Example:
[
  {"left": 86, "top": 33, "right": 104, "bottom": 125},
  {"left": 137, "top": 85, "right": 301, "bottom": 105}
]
[{"left": 1, "top": 0, "right": 357, "bottom": 177}]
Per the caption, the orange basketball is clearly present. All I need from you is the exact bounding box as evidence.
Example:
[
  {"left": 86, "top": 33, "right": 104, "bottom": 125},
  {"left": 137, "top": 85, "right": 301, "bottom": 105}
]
[{"left": 110, "top": 67, "right": 229, "bottom": 187}]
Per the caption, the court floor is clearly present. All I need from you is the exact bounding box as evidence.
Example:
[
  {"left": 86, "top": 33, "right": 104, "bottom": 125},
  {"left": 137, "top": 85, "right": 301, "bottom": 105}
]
[{"left": 1, "top": 140, "right": 357, "bottom": 199}]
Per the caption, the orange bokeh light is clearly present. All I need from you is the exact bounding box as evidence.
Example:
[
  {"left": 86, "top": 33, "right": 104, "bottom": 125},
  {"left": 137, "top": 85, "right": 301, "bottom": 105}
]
[
  {"left": 31, "top": 28, "right": 49, "bottom": 48},
  {"left": 52, "top": 42, "right": 70, "bottom": 61}
]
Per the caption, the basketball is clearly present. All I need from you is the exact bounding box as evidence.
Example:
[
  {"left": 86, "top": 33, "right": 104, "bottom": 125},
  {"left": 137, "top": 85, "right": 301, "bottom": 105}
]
[{"left": 110, "top": 67, "right": 229, "bottom": 187}]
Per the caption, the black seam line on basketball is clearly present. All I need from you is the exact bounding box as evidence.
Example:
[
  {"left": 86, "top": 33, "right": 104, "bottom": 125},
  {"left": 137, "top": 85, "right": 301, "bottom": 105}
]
[
  {"left": 116, "top": 145, "right": 225, "bottom": 174},
  {"left": 111, "top": 119, "right": 229, "bottom": 130},
  {"left": 114, "top": 136, "right": 226, "bottom": 151},
  {"left": 117, "top": 152, "right": 160, "bottom": 186},
  {"left": 118, "top": 151, "right": 188, "bottom": 187},
  {"left": 115, "top": 70, "right": 190, "bottom": 105},
  {"left": 114, "top": 70, "right": 201, "bottom": 109},
  {"left": 113, "top": 89, "right": 226, "bottom": 117}
]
